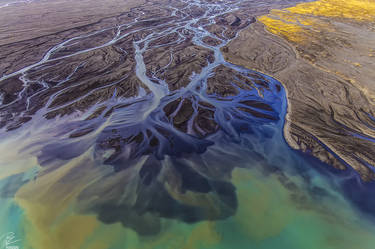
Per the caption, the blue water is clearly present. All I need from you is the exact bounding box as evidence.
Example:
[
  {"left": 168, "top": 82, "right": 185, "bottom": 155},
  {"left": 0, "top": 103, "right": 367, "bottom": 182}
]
[{"left": 0, "top": 0, "right": 375, "bottom": 247}]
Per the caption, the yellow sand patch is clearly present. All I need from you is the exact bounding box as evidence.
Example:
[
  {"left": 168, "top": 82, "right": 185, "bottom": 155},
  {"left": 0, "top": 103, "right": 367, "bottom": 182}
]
[
  {"left": 257, "top": 16, "right": 307, "bottom": 43},
  {"left": 288, "top": 0, "right": 375, "bottom": 21},
  {"left": 259, "top": 0, "right": 375, "bottom": 43}
]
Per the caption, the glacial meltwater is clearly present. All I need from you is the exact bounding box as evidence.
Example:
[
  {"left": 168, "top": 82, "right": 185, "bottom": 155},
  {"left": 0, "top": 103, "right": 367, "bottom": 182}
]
[{"left": 1, "top": 0, "right": 375, "bottom": 249}]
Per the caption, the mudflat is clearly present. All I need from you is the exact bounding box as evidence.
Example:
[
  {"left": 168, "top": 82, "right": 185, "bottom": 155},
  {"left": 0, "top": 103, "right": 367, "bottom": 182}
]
[{"left": 223, "top": 0, "right": 375, "bottom": 180}]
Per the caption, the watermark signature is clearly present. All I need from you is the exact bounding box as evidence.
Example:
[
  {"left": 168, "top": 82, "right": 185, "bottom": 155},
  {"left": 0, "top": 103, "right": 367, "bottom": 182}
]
[{"left": 0, "top": 232, "right": 20, "bottom": 249}]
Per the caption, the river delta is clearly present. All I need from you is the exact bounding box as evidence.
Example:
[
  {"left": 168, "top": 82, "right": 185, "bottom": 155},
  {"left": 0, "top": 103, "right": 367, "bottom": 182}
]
[{"left": 0, "top": 0, "right": 375, "bottom": 249}]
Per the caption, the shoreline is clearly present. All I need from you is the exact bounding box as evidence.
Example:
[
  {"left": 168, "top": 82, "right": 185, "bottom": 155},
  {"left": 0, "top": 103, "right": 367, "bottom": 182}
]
[{"left": 222, "top": 1, "right": 375, "bottom": 181}]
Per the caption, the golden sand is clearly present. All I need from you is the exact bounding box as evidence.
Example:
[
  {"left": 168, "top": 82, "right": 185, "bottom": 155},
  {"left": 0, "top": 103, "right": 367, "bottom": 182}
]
[{"left": 259, "top": 0, "right": 375, "bottom": 43}]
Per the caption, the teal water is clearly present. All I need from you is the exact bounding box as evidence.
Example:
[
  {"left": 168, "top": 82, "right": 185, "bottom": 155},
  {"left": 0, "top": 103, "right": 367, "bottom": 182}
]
[
  {"left": 1, "top": 72, "right": 375, "bottom": 249},
  {"left": 0, "top": 0, "right": 375, "bottom": 248}
]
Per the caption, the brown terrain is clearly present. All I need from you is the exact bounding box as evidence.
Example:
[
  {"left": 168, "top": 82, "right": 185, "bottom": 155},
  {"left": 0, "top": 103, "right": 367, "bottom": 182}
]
[
  {"left": 1, "top": 0, "right": 374, "bottom": 181},
  {"left": 0, "top": 0, "right": 305, "bottom": 129},
  {"left": 0, "top": 0, "right": 145, "bottom": 45},
  {"left": 223, "top": 0, "right": 375, "bottom": 180}
]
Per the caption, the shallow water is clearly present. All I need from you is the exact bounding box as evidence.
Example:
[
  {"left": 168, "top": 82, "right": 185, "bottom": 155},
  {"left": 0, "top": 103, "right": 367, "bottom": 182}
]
[{"left": 1, "top": 0, "right": 375, "bottom": 248}]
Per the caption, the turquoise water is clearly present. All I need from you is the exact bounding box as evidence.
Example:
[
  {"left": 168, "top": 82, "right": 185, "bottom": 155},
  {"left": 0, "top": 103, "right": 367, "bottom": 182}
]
[
  {"left": 0, "top": 0, "right": 375, "bottom": 248},
  {"left": 1, "top": 72, "right": 375, "bottom": 249}
]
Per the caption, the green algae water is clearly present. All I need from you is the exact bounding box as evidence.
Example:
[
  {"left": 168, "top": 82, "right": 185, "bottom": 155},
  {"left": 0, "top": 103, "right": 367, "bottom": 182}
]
[{"left": 1, "top": 0, "right": 375, "bottom": 248}]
